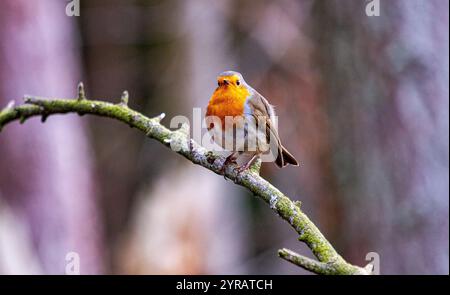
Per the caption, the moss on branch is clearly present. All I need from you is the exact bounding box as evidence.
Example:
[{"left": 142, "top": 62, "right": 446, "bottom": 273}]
[{"left": 0, "top": 87, "right": 370, "bottom": 275}]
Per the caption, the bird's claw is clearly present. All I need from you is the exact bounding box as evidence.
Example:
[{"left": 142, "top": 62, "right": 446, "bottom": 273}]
[
  {"left": 219, "top": 165, "right": 228, "bottom": 177},
  {"left": 232, "top": 165, "right": 251, "bottom": 176},
  {"left": 220, "top": 158, "right": 238, "bottom": 180}
]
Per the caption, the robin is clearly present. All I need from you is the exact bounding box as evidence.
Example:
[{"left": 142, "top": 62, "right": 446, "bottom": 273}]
[{"left": 206, "top": 70, "right": 298, "bottom": 172}]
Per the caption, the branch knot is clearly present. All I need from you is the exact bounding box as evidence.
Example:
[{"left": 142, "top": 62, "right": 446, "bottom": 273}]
[{"left": 77, "top": 82, "right": 86, "bottom": 101}]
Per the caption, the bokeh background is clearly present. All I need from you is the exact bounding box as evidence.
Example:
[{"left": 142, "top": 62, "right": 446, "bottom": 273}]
[{"left": 0, "top": 0, "right": 448, "bottom": 275}]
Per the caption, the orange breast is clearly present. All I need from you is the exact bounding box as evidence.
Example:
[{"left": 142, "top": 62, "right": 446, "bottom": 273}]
[{"left": 206, "top": 86, "right": 250, "bottom": 130}]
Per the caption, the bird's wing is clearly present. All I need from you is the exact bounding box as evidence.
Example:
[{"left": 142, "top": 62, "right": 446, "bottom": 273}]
[
  {"left": 245, "top": 90, "right": 275, "bottom": 119},
  {"left": 246, "top": 92, "right": 283, "bottom": 161}
]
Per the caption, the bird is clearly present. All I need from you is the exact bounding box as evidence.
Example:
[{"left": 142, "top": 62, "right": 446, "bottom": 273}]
[{"left": 205, "top": 70, "right": 298, "bottom": 173}]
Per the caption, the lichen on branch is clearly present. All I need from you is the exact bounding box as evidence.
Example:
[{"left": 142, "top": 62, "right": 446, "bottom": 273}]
[{"left": 0, "top": 85, "right": 371, "bottom": 275}]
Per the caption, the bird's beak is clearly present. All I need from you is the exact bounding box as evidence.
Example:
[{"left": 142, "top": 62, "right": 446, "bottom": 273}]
[{"left": 217, "top": 78, "right": 231, "bottom": 87}]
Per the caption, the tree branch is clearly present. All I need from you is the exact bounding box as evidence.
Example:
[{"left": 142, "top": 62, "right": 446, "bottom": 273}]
[
  {"left": 278, "top": 248, "right": 367, "bottom": 275},
  {"left": 0, "top": 86, "right": 370, "bottom": 275},
  {"left": 278, "top": 248, "right": 332, "bottom": 275}
]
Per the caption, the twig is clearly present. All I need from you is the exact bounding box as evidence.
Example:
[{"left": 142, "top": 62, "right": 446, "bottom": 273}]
[
  {"left": 278, "top": 248, "right": 367, "bottom": 275},
  {"left": 0, "top": 85, "right": 370, "bottom": 275}
]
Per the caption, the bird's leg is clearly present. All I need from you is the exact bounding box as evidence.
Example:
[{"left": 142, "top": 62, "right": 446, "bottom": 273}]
[
  {"left": 234, "top": 154, "right": 259, "bottom": 174},
  {"left": 220, "top": 152, "right": 238, "bottom": 176}
]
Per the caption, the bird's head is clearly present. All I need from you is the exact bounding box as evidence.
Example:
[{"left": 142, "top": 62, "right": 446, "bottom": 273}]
[{"left": 216, "top": 71, "right": 246, "bottom": 89}]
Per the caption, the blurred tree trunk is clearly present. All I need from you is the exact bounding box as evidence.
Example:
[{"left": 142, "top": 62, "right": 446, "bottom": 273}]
[
  {"left": 309, "top": 0, "right": 449, "bottom": 274},
  {"left": 116, "top": 0, "right": 248, "bottom": 274},
  {"left": 0, "top": 0, "right": 103, "bottom": 274}
]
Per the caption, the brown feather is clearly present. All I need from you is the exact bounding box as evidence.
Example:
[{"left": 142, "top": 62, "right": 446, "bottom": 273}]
[{"left": 246, "top": 92, "right": 299, "bottom": 168}]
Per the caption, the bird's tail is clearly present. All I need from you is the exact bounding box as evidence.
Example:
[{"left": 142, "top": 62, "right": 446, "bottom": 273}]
[{"left": 275, "top": 146, "right": 299, "bottom": 168}]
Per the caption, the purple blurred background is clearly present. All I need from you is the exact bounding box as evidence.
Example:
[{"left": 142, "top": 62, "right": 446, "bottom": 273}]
[{"left": 0, "top": 0, "right": 448, "bottom": 274}]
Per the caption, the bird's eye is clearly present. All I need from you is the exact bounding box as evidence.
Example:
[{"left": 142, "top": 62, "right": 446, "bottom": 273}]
[
  {"left": 218, "top": 81, "right": 221, "bottom": 86},
  {"left": 236, "top": 80, "right": 240, "bottom": 86}
]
